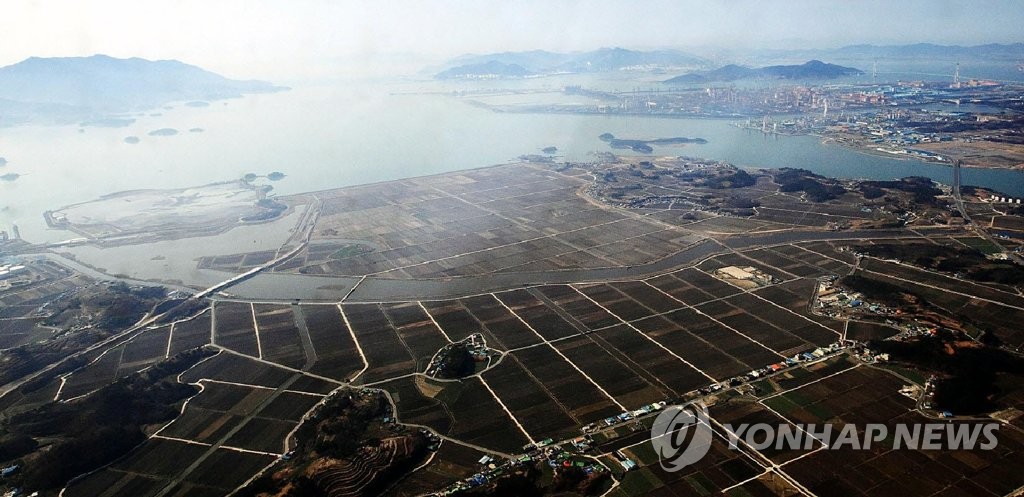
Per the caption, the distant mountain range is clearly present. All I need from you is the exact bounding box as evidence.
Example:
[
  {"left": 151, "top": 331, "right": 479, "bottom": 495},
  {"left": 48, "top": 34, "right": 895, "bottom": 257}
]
[
  {"left": 753, "top": 42, "right": 1024, "bottom": 61},
  {"left": 435, "top": 47, "right": 709, "bottom": 79},
  {"left": 664, "top": 60, "right": 863, "bottom": 84},
  {"left": 434, "top": 43, "right": 1024, "bottom": 81},
  {"left": 436, "top": 61, "right": 535, "bottom": 79},
  {"left": 0, "top": 55, "right": 285, "bottom": 126}
]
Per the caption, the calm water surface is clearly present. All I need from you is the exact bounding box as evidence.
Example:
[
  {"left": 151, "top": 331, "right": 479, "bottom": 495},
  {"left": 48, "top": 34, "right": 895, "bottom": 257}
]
[{"left": 1, "top": 75, "right": 1021, "bottom": 283}]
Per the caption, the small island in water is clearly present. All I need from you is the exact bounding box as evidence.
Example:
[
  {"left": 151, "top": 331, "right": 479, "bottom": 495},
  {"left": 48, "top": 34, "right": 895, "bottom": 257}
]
[
  {"left": 148, "top": 128, "right": 179, "bottom": 137},
  {"left": 123, "top": 136, "right": 140, "bottom": 144},
  {"left": 599, "top": 133, "right": 707, "bottom": 153},
  {"left": 542, "top": 146, "right": 558, "bottom": 154},
  {"left": 0, "top": 157, "right": 7, "bottom": 166},
  {"left": 1, "top": 173, "right": 20, "bottom": 182},
  {"left": 243, "top": 171, "right": 287, "bottom": 183}
]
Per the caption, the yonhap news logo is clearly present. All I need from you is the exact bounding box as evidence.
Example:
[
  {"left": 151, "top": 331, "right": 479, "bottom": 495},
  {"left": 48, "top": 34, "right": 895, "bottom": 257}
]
[
  {"left": 650, "top": 402, "right": 713, "bottom": 472},
  {"left": 651, "top": 403, "right": 1002, "bottom": 472}
]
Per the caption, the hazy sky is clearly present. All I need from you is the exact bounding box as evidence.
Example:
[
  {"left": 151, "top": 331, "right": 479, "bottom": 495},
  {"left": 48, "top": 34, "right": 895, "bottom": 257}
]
[{"left": 1, "top": 0, "right": 1021, "bottom": 79}]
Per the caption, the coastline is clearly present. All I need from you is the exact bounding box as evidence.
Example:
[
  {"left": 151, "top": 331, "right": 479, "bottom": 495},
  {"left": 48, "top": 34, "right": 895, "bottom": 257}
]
[{"left": 472, "top": 100, "right": 1024, "bottom": 172}]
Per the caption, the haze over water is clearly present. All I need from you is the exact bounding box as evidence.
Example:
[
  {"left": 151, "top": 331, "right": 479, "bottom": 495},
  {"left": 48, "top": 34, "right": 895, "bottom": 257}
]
[{"left": 3, "top": 70, "right": 1023, "bottom": 245}]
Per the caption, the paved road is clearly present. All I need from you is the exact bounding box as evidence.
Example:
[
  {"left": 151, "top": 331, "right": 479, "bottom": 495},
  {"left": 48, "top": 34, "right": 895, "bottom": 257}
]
[{"left": 952, "top": 160, "right": 1024, "bottom": 265}]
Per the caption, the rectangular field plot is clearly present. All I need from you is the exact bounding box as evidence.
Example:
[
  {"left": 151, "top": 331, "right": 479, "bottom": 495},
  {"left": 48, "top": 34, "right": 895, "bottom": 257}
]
[
  {"left": 188, "top": 382, "right": 276, "bottom": 415},
  {"left": 494, "top": 289, "right": 581, "bottom": 341},
  {"left": 535, "top": 285, "right": 621, "bottom": 330},
  {"left": 699, "top": 298, "right": 808, "bottom": 355},
  {"left": 593, "top": 321, "right": 712, "bottom": 395},
  {"left": 553, "top": 332, "right": 670, "bottom": 408},
  {"left": 341, "top": 303, "right": 417, "bottom": 383},
  {"left": 575, "top": 283, "right": 659, "bottom": 323},
  {"left": 179, "top": 448, "right": 277, "bottom": 492},
  {"left": 643, "top": 272, "right": 721, "bottom": 307},
  {"left": 381, "top": 376, "right": 530, "bottom": 454},
  {"left": 698, "top": 252, "right": 793, "bottom": 282},
  {"left": 661, "top": 308, "right": 782, "bottom": 374},
  {"left": 383, "top": 302, "right": 449, "bottom": 365},
  {"left": 725, "top": 292, "right": 838, "bottom": 347},
  {"left": 158, "top": 383, "right": 274, "bottom": 445},
  {"left": 459, "top": 295, "right": 542, "bottom": 349},
  {"left": 111, "top": 437, "right": 209, "bottom": 478},
  {"left": 740, "top": 247, "right": 817, "bottom": 277},
  {"left": 845, "top": 321, "right": 899, "bottom": 341},
  {"left": 59, "top": 344, "right": 125, "bottom": 400},
  {"left": 605, "top": 431, "right": 764, "bottom": 497},
  {"left": 772, "top": 367, "right": 1024, "bottom": 497},
  {"left": 629, "top": 315, "right": 749, "bottom": 381},
  {"left": 288, "top": 374, "right": 339, "bottom": 395},
  {"left": 608, "top": 281, "right": 682, "bottom": 314},
  {"left": 419, "top": 301, "right": 484, "bottom": 342},
  {"left": 379, "top": 376, "right": 453, "bottom": 437},
  {"left": 120, "top": 326, "right": 171, "bottom": 373},
  {"left": 388, "top": 442, "right": 486, "bottom": 497},
  {"left": 509, "top": 345, "right": 621, "bottom": 423},
  {"left": 773, "top": 244, "right": 851, "bottom": 274},
  {"left": 160, "top": 406, "right": 244, "bottom": 444},
  {"left": 64, "top": 468, "right": 169, "bottom": 497},
  {"left": 709, "top": 294, "right": 832, "bottom": 353},
  {"left": 0, "top": 318, "right": 52, "bottom": 349},
  {"left": 756, "top": 280, "right": 846, "bottom": 333},
  {"left": 212, "top": 301, "right": 259, "bottom": 356},
  {"left": 481, "top": 358, "right": 578, "bottom": 441},
  {"left": 669, "top": 267, "right": 740, "bottom": 299},
  {"left": 258, "top": 390, "right": 323, "bottom": 422},
  {"left": 710, "top": 399, "right": 818, "bottom": 465},
  {"left": 180, "top": 352, "right": 297, "bottom": 391},
  {"left": 299, "top": 305, "right": 364, "bottom": 381},
  {"left": 253, "top": 304, "right": 306, "bottom": 369},
  {"left": 800, "top": 241, "right": 858, "bottom": 264},
  {"left": 762, "top": 366, "right": 911, "bottom": 426},
  {"left": 168, "top": 311, "right": 212, "bottom": 356},
  {"left": 224, "top": 416, "right": 296, "bottom": 453}
]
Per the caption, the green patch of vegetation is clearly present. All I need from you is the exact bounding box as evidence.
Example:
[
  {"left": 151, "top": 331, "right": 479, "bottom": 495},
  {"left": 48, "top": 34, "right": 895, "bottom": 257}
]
[
  {"left": 684, "top": 472, "right": 716, "bottom": 496},
  {"left": 875, "top": 364, "right": 928, "bottom": 386},
  {"left": 626, "top": 442, "right": 659, "bottom": 466},
  {"left": 804, "top": 403, "right": 835, "bottom": 422},
  {"left": 432, "top": 379, "right": 475, "bottom": 408},
  {"left": 781, "top": 389, "right": 816, "bottom": 407},
  {"left": 328, "top": 244, "right": 373, "bottom": 260},
  {"left": 955, "top": 237, "right": 1002, "bottom": 255},
  {"left": 618, "top": 467, "right": 663, "bottom": 496},
  {"left": 750, "top": 378, "right": 779, "bottom": 396},
  {"left": 762, "top": 396, "right": 800, "bottom": 416}
]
